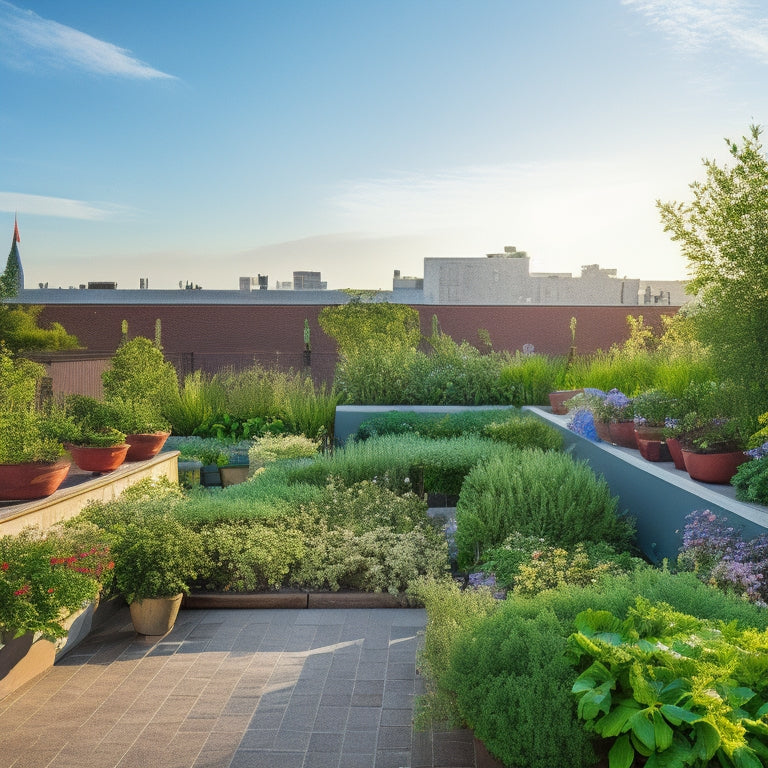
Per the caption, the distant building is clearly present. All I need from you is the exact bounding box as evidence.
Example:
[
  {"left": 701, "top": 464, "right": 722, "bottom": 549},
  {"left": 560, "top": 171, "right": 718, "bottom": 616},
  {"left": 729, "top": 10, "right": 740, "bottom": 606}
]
[
  {"left": 239, "top": 275, "right": 270, "bottom": 292},
  {"left": 412, "top": 246, "right": 686, "bottom": 306},
  {"left": 87, "top": 281, "right": 117, "bottom": 290},
  {"left": 293, "top": 271, "right": 327, "bottom": 290},
  {"left": 392, "top": 269, "right": 423, "bottom": 290}
]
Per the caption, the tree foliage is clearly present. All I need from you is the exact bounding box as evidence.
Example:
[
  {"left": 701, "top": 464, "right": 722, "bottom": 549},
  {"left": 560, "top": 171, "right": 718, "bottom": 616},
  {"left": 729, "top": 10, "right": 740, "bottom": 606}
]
[
  {"left": 658, "top": 125, "right": 768, "bottom": 424},
  {"left": 318, "top": 297, "right": 421, "bottom": 357}
]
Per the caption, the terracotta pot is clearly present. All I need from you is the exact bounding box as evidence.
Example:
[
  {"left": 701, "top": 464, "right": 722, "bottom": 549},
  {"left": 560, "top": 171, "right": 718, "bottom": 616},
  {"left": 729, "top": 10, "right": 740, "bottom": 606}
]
[
  {"left": 595, "top": 420, "right": 612, "bottom": 443},
  {"left": 125, "top": 431, "right": 171, "bottom": 461},
  {"left": 666, "top": 437, "right": 686, "bottom": 470},
  {"left": 129, "top": 594, "right": 183, "bottom": 635},
  {"left": 548, "top": 389, "right": 583, "bottom": 415},
  {"left": 608, "top": 421, "right": 638, "bottom": 448},
  {"left": 0, "top": 460, "right": 71, "bottom": 501},
  {"left": 66, "top": 443, "right": 129, "bottom": 473},
  {"left": 636, "top": 436, "right": 672, "bottom": 462},
  {"left": 681, "top": 449, "right": 749, "bottom": 484},
  {"left": 634, "top": 424, "right": 666, "bottom": 442}
]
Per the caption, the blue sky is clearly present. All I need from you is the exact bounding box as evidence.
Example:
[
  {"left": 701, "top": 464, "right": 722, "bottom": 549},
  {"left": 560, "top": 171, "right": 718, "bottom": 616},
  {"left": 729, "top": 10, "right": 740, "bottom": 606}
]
[{"left": 1, "top": 0, "right": 767, "bottom": 291}]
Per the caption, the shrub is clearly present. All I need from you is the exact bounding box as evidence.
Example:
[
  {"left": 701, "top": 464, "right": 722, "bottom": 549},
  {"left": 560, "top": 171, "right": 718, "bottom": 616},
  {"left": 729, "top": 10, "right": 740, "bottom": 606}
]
[
  {"left": 284, "top": 433, "right": 509, "bottom": 497},
  {"left": 409, "top": 577, "right": 499, "bottom": 728},
  {"left": 481, "top": 414, "right": 563, "bottom": 451},
  {"left": 102, "top": 336, "right": 178, "bottom": 410},
  {"left": 447, "top": 608, "right": 598, "bottom": 768},
  {"left": 732, "top": 455, "right": 768, "bottom": 506},
  {"left": 355, "top": 408, "right": 517, "bottom": 441},
  {"left": 162, "top": 370, "right": 226, "bottom": 436},
  {"left": 248, "top": 433, "right": 320, "bottom": 466},
  {"left": 198, "top": 521, "right": 305, "bottom": 591},
  {"left": 290, "top": 521, "right": 448, "bottom": 594},
  {"left": 455, "top": 449, "right": 633, "bottom": 570}
]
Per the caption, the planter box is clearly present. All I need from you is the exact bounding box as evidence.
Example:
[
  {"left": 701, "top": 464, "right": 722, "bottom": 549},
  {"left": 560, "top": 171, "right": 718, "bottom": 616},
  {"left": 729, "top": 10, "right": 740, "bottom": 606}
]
[
  {"left": 220, "top": 464, "right": 249, "bottom": 487},
  {"left": 182, "top": 590, "right": 417, "bottom": 610},
  {"left": 526, "top": 407, "right": 768, "bottom": 562}
]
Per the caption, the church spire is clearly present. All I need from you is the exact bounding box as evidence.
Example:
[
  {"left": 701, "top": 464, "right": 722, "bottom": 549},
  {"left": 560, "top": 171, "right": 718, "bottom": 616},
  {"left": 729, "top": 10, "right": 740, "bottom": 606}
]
[{"left": 2, "top": 216, "right": 24, "bottom": 297}]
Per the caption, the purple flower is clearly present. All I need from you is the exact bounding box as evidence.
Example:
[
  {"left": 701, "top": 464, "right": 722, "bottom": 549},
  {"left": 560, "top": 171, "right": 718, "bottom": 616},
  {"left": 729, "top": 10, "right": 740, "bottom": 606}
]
[{"left": 567, "top": 409, "right": 599, "bottom": 441}]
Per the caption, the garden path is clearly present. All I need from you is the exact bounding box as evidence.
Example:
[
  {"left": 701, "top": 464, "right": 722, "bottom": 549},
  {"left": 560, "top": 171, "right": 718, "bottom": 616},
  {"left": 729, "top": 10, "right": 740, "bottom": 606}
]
[{"left": 0, "top": 605, "right": 483, "bottom": 768}]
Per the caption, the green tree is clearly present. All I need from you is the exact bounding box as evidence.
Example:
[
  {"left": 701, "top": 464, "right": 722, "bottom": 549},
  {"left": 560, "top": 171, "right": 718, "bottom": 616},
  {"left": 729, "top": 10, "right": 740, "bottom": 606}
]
[
  {"left": 657, "top": 125, "right": 768, "bottom": 425},
  {"left": 318, "top": 296, "right": 421, "bottom": 357}
]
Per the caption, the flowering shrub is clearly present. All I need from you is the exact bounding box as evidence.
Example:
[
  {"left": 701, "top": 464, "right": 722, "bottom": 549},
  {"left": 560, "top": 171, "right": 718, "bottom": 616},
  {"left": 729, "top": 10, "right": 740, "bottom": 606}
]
[
  {"left": 0, "top": 528, "right": 105, "bottom": 640},
  {"left": 567, "top": 408, "right": 599, "bottom": 441},
  {"left": 732, "top": 455, "right": 768, "bottom": 506},
  {"left": 677, "top": 509, "right": 768, "bottom": 605}
]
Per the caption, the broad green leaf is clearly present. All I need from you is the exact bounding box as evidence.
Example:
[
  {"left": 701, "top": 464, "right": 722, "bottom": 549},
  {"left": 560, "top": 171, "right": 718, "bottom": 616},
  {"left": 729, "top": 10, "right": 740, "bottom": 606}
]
[
  {"left": 630, "top": 665, "right": 661, "bottom": 707},
  {"left": 629, "top": 709, "right": 656, "bottom": 751},
  {"left": 660, "top": 704, "right": 701, "bottom": 726},
  {"left": 747, "top": 736, "right": 768, "bottom": 761},
  {"left": 608, "top": 734, "right": 635, "bottom": 768},
  {"left": 644, "top": 735, "right": 694, "bottom": 768},
  {"left": 631, "top": 731, "right": 653, "bottom": 757},
  {"left": 726, "top": 687, "right": 757, "bottom": 708},
  {"left": 742, "top": 718, "right": 768, "bottom": 737},
  {"left": 755, "top": 702, "right": 768, "bottom": 718},
  {"left": 653, "top": 709, "right": 674, "bottom": 752},
  {"left": 595, "top": 700, "right": 643, "bottom": 737},
  {"left": 733, "top": 746, "right": 764, "bottom": 768},
  {"left": 658, "top": 679, "right": 690, "bottom": 706},
  {"left": 578, "top": 683, "right": 613, "bottom": 721},
  {"left": 575, "top": 608, "right": 624, "bottom": 636},
  {"left": 693, "top": 720, "right": 721, "bottom": 761}
]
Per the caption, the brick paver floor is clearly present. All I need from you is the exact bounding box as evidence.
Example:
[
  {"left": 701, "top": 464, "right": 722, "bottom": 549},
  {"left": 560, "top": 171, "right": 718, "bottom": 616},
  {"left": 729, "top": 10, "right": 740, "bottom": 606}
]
[{"left": 0, "top": 606, "right": 480, "bottom": 768}]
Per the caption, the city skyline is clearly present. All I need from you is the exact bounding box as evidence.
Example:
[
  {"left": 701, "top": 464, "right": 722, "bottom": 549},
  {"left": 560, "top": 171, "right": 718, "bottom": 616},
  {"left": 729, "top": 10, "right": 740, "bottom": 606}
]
[{"left": 2, "top": 1, "right": 768, "bottom": 291}]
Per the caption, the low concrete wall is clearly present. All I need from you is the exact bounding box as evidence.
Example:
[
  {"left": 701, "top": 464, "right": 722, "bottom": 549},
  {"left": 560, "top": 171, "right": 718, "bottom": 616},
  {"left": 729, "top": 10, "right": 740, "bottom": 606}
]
[
  {"left": 334, "top": 404, "right": 515, "bottom": 445},
  {"left": 0, "top": 452, "right": 179, "bottom": 535},
  {"left": 527, "top": 407, "right": 768, "bottom": 562}
]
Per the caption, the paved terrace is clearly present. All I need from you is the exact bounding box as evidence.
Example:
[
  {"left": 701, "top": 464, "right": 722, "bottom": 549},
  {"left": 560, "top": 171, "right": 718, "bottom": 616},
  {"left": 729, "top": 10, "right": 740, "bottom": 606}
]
[{"left": 0, "top": 605, "right": 487, "bottom": 768}]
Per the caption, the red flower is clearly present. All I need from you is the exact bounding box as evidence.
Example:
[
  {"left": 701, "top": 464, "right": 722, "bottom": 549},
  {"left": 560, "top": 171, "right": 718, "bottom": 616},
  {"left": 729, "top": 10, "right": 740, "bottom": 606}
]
[
  {"left": 14, "top": 584, "right": 30, "bottom": 596},
  {"left": 48, "top": 588, "right": 55, "bottom": 593},
  {"left": 1, "top": 562, "right": 8, "bottom": 571}
]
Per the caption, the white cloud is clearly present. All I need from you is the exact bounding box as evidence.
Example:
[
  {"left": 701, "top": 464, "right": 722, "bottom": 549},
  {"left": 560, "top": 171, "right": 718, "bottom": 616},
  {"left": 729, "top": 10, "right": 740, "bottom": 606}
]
[
  {"left": 623, "top": 0, "right": 768, "bottom": 63},
  {"left": 0, "top": 191, "right": 123, "bottom": 220},
  {"left": 0, "top": 0, "right": 175, "bottom": 79}
]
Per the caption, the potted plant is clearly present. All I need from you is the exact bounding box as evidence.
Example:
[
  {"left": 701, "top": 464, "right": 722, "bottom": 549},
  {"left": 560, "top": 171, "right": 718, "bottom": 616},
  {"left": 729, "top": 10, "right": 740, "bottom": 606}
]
[
  {"left": 677, "top": 412, "right": 749, "bottom": 483},
  {"left": 107, "top": 398, "right": 171, "bottom": 461},
  {"left": 111, "top": 513, "right": 201, "bottom": 635},
  {"left": 0, "top": 409, "right": 71, "bottom": 501},
  {"left": 632, "top": 389, "right": 678, "bottom": 462},
  {"left": 59, "top": 396, "right": 129, "bottom": 472},
  {"left": 591, "top": 389, "right": 636, "bottom": 448}
]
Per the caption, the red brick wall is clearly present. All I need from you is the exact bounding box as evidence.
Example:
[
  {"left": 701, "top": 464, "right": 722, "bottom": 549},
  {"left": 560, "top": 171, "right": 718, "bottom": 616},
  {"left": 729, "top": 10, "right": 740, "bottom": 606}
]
[{"left": 37, "top": 303, "right": 678, "bottom": 382}]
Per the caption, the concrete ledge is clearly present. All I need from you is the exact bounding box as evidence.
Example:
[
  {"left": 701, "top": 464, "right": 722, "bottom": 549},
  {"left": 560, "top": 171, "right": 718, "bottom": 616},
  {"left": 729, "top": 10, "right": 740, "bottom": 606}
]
[
  {"left": 526, "top": 406, "right": 768, "bottom": 561},
  {"left": 0, "top": 451, "right": 179, "bottom": 535}
]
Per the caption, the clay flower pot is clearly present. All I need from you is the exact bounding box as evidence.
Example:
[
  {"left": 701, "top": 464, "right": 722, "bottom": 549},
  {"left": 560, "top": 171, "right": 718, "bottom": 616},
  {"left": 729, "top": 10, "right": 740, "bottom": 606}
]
[
  {"left": 125, "top": 431, "right": 171, "bottom": 462},
  {"left": 67, "top": 444, "right": 129, "bottom": 473},
  {"left": 0, "top": 460, "right": 71, "bottom": 501},
  {"left": 608, "top": 421, "right": 638, "bottom": 449},
  {"left": 129, "top": 594, "right": 183, "bottom": 636},
  {"left": 548, "top": 389, "right": 583, "bottom": 415},
  {"left": 666, "top": 437, "right": 686, "bottom": 470},
  {"left": 681, "top": 449, "right": 749, "bottom": 484}
]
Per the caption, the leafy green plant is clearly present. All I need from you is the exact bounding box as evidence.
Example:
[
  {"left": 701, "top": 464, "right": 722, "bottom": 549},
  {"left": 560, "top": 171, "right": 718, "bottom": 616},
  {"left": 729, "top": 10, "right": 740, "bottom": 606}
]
[
  {"left": 633, "top": 389, "right": 680, "bottom": 427},
  {"left": 455, "top": 449, "right": 634, "bottom": 570},
  {"left": 111, "top": 514, "right": 202, "bottom": 603},
  {"left": 569, "top": 598, "right": 768, "bottom": 768},
  {"left": 355, "top": 408, "right": 517, "bottom": 441},
  {"left": 0, "top": 408, "right": 67, "bottom": 463},
  {"left": 162, "top": 370, "right": 226, "bottom": 436},
  {"left": 248, "top": 433, "right": 320, "bottom": 466}
]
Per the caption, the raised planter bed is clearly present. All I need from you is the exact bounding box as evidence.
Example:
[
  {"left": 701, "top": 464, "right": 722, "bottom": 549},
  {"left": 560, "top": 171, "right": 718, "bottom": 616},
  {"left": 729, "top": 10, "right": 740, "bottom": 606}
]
[
  {"left": 182, "top": 591, "right": 417, "bottom": 610},
  {"left": 527, "top": 407, "right": 768, "bottom": 562}
]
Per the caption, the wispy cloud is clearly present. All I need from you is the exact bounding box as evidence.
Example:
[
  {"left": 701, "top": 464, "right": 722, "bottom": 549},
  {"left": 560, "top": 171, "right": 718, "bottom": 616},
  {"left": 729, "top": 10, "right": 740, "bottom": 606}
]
[
  {"left": 623, "top": 0, "right": 768, "bottom": 63},
  {"left": 0, "top": 0, "right": 175, "bottom": 79},
  {"left": 0, "top": 191, "right": 125, "bottom": 220}
]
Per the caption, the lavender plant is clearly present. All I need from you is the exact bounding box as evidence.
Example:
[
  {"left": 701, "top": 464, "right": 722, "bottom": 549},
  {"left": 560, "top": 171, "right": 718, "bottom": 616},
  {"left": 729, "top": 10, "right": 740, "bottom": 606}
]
[{"left": 677, "top": 509, "right": 768, "bottom": 606}]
